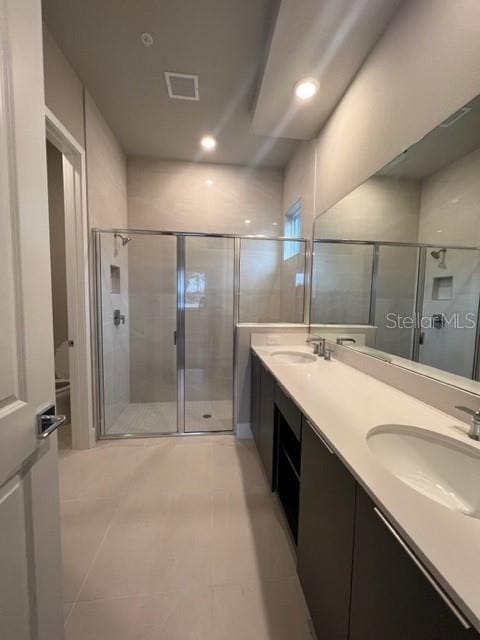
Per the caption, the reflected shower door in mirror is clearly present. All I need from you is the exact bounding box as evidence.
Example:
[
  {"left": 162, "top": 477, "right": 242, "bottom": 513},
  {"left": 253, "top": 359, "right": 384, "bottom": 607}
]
[
  {"left": 183, "top": 236, "right": 234, "bottom": 432},
  {"left": 311, "top": 92, "right": 480, "bottom": 392},
  {"left": 311, "top": 242, "right": 374, "bottom": 324},
  {"left": 374, "top": 244, "right": 419, "bottom": 360},
  {"left": 96, "top": 231, "right": 178, "bottom": 436}
]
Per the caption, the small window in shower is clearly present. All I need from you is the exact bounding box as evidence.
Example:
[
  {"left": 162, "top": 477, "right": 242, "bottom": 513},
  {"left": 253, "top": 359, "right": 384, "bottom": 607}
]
[
  {"left": 432, "top": 276, "right": 453, "bottom": 301},
  {"left": 110, "top": 265, "right": 120, "bottom": 294},
  {"left": 284, "top": 199, "right": 303, "bottom": 260},
  {"left": 185, "top": 271, "right": 206, "bottom": 308}
]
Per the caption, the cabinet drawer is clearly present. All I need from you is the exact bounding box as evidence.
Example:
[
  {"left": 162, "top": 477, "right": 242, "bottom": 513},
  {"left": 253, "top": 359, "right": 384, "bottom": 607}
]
[{"left": 275, "top": 384, "right": 302, "bottom": 440}]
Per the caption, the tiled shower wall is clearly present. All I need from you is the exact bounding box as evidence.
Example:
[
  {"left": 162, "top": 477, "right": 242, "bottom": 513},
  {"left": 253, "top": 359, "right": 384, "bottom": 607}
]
[
  {"left": 100, "top": 234, "right": 130, "bottom": 431},
  {"left": 127, "top": 235, "right": 177, "bottom": 404}
]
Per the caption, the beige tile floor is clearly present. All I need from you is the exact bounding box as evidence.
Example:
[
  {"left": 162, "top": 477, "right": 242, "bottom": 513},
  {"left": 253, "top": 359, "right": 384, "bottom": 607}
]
[
  {"left": 107, "top": 400, "right": 233, "bottom": 435},
  {"left": 59, "top": 434, "right": 313, "bottom": 639}
]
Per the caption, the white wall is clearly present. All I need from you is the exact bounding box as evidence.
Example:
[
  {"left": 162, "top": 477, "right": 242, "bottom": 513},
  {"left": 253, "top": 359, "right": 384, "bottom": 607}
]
[
  {"left": 127, "top": 157, "right": 283, "bottom": 235},
  {"left": 43, "top": 26, "right": 84, "bottom": 148},
  {"left": 314, "top": 0, "right": 480, "bottom": 214},
  {"left": 85, "top": 92, "right": 128, "bottom": 229}
]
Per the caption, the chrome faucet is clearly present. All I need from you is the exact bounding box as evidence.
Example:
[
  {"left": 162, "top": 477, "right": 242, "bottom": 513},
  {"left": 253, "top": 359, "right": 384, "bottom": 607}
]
[
  {"left": 336, "top": 337, "right": 356, "bottom": 346},
  {"left": 455, "top": 405, "right": 480, "bottom": 441},
  {"left": 306, "top": 334, "right": 326, "bottom": 356}
]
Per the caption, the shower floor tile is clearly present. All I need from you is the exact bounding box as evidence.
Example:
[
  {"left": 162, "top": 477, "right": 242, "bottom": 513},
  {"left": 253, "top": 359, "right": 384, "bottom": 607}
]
[{"left": 106, "top": 400, "right": 233, "bottom": 435}]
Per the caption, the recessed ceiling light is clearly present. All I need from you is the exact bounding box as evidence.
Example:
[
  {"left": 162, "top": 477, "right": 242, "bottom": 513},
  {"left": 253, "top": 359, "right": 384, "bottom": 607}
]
[
  {"left": 200, "top": 135, "right": 216, "bottom": 151},
  {"left": 244, "top": 219, "right": 251, "bottom": 225},
  {"left": 272, "top": 222, "right": 279, "bottom": 227},
  {"left": 140, "top": 32, "right": 154, "bottom": 47},
  {"left": 205, "top": 179, "right": 214, "bottom": 186},
  {"left": 294, "top": 77, "right": 319, "bottom": 101}
]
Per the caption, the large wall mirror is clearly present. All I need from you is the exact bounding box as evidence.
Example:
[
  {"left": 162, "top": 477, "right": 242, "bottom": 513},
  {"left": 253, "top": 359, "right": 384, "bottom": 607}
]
[{"left": 311, "top": 94, "right": 480, "bottom": 393}]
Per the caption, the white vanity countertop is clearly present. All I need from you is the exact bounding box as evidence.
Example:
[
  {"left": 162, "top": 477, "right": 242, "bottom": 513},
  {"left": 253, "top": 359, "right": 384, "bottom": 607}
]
[{"left": 252, "top": 344, "right": 480, "bottom": 631}]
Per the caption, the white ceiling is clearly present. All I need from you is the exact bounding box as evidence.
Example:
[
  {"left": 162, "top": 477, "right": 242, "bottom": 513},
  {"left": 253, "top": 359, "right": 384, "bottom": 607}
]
[
  {"left": 42, "top": 0, "right": 296, "bottom": 168},
  {"left": 252, "top": 0, "right": 402, "bottom": 140},
  {"left": 43, "top": 0, "right": 402, "bottom": 168}
]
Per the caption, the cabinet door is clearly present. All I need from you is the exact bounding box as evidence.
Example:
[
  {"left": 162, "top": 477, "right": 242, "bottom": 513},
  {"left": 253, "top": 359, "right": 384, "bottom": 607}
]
[
  {"left": 258, "top": 364, "right": 275, "bottom": 488},
  {"left": 250, "top": 353, "right": 261, "bottom": 446},
  {"left": 350, "top": 487, "right": 476, "bottom": 640},
  {"left": 297, "top": 421, "right": 357, "bottom": 640}
]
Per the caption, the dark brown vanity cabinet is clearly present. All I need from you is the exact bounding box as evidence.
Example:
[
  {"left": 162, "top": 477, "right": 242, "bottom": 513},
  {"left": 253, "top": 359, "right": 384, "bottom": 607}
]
[
  {"left": 275, "top": 383, "right": 303, "bottom": 542},
  {"left": 297, "top": 420, "right": 357, "bottom": 640},
  {"left": 349, "top": 487, "right": 477, "bottom": 640},
  {"left": 250, "top": 354, "right": 275, "bottom": 488},
  {"left": 250, "top": 354, "right": 478, "bottom": 638}
]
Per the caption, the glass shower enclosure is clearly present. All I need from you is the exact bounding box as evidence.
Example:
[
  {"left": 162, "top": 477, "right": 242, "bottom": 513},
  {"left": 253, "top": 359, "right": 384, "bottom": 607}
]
[
  {"left": 94, "top": 230, "right": 235, "bottom": 436},
  {"left": 94, "top": 229, "right": 309, "bottom": 437}
]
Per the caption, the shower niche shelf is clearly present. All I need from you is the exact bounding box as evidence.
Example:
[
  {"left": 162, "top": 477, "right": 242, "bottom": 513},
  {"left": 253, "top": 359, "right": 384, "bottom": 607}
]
[
  {"left": 432, "top": 275, "right": 452, "bottom": 301},
  {"left": 110, "top": 265, "right": 121, "bottom": 294}
]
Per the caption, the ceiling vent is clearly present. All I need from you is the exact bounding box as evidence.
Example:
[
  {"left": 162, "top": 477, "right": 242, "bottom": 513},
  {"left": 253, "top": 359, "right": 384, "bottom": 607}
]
[{"left": 164, "top": 72, "right": 199, "bottom": 101}]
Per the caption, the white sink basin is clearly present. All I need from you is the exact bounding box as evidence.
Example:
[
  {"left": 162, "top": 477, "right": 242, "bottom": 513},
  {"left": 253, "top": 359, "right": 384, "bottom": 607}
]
[
  {"left": 367, "top": 425, "right": 480, "bottom": 518},
  {"left": 270, "top": 350, "right": 316, "bottom": 364}
]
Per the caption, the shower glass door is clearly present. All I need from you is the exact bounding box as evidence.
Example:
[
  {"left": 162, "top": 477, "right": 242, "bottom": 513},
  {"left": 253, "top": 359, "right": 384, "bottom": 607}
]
[
  {"left": 182, "top": 236, "right": 235, "bottom": 432},
  {"left": 96, "top": 231, "right": 178, "bottom": 436}
]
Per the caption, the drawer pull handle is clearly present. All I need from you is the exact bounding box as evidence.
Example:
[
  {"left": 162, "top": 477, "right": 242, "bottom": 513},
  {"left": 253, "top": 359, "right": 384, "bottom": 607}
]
[
  {"left": 373, "top": 507, "right": 471, "bottom": 630},
  {"left": 306, "top": 420, "right": 334, "bottom": 455}
]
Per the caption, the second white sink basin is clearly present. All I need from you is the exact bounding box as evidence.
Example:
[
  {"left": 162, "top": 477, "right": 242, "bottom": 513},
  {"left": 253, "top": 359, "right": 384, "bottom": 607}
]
[
  {"left": 367, "top": 425, "right": 480, "bottom": 518},
  {"left": 270, "top": 350, "right": 316, "bottom": 364}
]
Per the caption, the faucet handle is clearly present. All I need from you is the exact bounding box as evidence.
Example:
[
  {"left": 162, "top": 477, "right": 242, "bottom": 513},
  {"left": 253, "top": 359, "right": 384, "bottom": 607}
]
[{"left": 455, "top": 405, "right": 480, "bottom": 422}]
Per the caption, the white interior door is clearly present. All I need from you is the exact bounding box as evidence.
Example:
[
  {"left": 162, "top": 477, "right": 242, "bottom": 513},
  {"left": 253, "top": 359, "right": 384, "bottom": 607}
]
[{"left": 0, "top": 0, "right": 64, "bottom": 638}]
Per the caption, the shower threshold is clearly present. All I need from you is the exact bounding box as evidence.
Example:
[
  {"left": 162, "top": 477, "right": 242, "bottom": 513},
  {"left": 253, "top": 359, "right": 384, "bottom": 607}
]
[{"left": 106, "top": 400, "right": 233, "bottom": 436}]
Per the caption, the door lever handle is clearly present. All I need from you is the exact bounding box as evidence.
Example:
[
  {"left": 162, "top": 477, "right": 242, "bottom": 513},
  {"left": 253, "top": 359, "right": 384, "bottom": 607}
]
[{"left": 37, "top": 404, "right": 66, "bottom": 439}]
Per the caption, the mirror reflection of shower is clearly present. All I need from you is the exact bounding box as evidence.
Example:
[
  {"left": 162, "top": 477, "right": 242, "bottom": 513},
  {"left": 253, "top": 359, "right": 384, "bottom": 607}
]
[{"left": 430, "top": 247, "right": 447, "bottom": 269}]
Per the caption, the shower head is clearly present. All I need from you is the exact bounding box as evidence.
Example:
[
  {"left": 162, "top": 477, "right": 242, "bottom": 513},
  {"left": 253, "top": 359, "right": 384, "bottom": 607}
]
[
  {"left": 430, "top": 248, "right": 447, "bottom": 269},
  {"left": 114, "top": 233, "right": 132, "bottom": 246}
]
